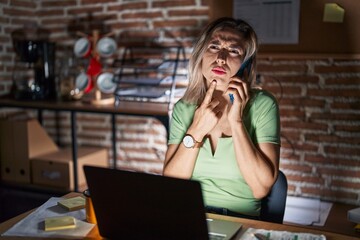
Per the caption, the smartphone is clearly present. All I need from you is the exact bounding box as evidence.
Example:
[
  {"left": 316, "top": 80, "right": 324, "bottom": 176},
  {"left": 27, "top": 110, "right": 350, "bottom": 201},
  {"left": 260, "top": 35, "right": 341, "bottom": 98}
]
[
  {"left": 229, "top": 57, "right": 253, "bottom": 104},
  {"left": 236, "top": 57, "right": 253, "bottom": 78}
]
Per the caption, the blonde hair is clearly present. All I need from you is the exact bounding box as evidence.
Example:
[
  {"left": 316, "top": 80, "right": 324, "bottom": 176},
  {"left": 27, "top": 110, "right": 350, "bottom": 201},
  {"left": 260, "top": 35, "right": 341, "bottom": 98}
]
[{"left": 182, "top": 17, "right": 258, "bottom": 105}]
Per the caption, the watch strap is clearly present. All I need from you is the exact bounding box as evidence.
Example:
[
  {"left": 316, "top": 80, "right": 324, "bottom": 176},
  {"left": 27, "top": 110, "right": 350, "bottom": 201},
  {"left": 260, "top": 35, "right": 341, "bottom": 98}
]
[{"left": 185, "top": 134, "right": 203, "bottom": 148}]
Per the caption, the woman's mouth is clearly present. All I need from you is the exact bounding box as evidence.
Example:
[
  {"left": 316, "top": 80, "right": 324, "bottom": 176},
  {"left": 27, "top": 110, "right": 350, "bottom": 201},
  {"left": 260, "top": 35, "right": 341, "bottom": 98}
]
[{"left": 212, "top": 67, "right": 226, "bottom": 75}]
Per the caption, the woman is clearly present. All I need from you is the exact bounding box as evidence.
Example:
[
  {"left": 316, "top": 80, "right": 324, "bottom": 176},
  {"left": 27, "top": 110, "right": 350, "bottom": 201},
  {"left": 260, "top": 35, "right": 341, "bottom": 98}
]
[{"left": 163, "top": 17, "right": 280, "bottom": 219}]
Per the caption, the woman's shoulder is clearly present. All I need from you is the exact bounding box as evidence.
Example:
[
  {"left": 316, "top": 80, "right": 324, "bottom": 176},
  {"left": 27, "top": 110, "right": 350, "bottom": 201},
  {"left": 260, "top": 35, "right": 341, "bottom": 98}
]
[
  {"left": 251, "top": 88, "right": 278, "bottom": 105},
  {"left": 173, "top": 99, "right": 197, "bottom": 112}
]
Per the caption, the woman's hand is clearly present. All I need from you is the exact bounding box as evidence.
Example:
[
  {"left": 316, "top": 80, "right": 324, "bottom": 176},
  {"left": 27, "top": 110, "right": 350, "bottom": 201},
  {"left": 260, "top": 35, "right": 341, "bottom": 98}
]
[
  {"left": 187, "top": 80, "right": 222, "bottom": 141},
  {"left": 226, "top": 76, "right": 250, "bottom": 123}
]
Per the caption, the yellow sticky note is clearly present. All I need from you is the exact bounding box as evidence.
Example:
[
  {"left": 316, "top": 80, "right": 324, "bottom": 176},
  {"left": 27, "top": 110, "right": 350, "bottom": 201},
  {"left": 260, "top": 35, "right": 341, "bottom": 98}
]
[
  {"left": 44, "top": 216, "right": 76, "bottom": 231},
  {"left": 58, "top": 196, "right": 85, "bottom": 211},
  {"left": 355, "top": 223, "right": 360, "bottom": 232},
  {"left": 323, "top": 3, "right": 345, "bottom": 23}
]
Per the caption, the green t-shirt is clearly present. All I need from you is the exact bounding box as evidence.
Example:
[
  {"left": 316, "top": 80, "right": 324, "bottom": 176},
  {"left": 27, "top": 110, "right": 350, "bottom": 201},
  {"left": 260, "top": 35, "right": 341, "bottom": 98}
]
[{"left": 168, "top": 89, "right": 280, "bottom": 217}]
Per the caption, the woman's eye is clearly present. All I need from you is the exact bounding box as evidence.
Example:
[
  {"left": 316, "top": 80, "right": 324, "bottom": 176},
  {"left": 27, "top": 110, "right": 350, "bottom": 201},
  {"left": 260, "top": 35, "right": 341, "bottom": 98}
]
[
  {"left": 229, "top": 49, "right": 241, "bottom": 56},
  {"left": 208, "top": 44, "right": 220, "bottom": 52}
]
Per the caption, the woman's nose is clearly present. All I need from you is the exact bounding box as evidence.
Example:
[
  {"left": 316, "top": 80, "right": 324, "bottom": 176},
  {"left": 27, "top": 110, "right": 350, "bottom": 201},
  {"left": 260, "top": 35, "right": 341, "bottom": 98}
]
[{"left": 216, "top": 50, "right": 227, "bottom": 64}]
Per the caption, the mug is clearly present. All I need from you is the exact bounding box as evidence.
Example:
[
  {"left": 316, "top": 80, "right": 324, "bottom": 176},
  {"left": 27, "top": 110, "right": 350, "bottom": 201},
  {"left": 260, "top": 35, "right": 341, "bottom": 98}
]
[
  {"left": 74, "top": 37, "right": 92, "bottom": 58},
  {"left": 83, "top": 189, "right": 97, "bottom": 224},
  {"left": 96, "top": 72, "right": 116, "bottom": 94},
  {"left": 75, "top": 72, "right": 93, "bottom": 93},
  {"left": 96, "top": 37, "right": 117, "bottom": 58}
]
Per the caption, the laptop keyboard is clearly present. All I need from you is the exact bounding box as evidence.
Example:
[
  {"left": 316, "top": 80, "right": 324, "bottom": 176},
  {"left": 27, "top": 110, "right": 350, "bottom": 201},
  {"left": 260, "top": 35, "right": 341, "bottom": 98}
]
[{"left": 209, "top": 233, "right": 226, "bottom": 240}]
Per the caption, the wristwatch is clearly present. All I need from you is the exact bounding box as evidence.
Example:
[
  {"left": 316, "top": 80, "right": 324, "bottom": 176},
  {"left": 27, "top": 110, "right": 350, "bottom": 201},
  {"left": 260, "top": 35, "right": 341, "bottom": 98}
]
[{"left": 182, "top": 134, "right": 202, "bottom": 148}]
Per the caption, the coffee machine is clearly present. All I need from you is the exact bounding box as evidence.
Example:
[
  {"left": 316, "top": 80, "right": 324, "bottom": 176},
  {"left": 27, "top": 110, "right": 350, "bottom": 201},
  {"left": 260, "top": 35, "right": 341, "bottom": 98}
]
[{"left": 11, "top": 24, "right": 56, "bottom": 100}]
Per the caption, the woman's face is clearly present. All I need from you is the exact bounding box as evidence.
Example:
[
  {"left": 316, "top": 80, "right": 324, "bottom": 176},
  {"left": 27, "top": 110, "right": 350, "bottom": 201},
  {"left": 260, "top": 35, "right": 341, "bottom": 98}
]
[{"left": 201, "top": 28, "right": 244, "bottom": 91}]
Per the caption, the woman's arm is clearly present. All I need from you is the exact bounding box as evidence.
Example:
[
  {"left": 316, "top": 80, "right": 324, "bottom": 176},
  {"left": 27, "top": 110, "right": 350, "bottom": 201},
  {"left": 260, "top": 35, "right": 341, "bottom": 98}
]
[
  {"left": 226, "top": 77, "right": 280, "bottom": 199},
  {"left": 163, "top": 143, "right": 200, "bottom": 179},
  {"left": 231, "top": 121, "right": 280, "bottom": 199}
]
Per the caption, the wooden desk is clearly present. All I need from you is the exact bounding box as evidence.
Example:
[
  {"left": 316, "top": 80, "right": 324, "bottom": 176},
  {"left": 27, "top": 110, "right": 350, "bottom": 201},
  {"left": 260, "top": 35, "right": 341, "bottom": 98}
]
[
  {"left": 285, "top": 202, "right": 360, "bottom": 238},
  {"left": 0, "top": 98, "right": 170, "bottom": 192},
  {"left": 0, "top": 193, "right": 358, "bottom": 240}
]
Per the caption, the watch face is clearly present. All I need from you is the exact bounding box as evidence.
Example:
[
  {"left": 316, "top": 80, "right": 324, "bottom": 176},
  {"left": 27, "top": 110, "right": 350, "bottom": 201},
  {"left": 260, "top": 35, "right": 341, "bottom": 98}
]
[{"left": 183, "top": 135, "right": 195, "bottom": 148}]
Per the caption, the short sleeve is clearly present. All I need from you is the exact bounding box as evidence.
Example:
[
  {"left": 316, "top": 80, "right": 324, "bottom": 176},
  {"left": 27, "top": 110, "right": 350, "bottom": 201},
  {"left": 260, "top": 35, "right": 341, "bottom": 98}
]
[
  {"left": 168, "top": 100, "right": 197, "bottom": 145},
  {"left": 252, "top": 91, "right": 281, "bottom": 145}
]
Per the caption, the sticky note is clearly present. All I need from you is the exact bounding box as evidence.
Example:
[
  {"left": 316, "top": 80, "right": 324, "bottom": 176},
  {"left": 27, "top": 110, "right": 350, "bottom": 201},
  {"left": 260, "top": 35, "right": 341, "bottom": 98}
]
[
  {"left": 58, "top": 196, "right": 85, "bottom": 211},
  {"left": 355, "top": 223, "right": 360, "bottom": 232},
  {"left": 44, "top": 216, "right": 76, "bottom": 231},
  {"left": 323, "top": 3, "right": 345, "bottom": 23}
]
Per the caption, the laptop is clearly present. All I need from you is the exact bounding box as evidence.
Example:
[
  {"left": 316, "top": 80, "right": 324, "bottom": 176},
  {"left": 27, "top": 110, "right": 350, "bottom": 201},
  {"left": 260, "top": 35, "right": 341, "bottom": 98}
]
[{"left": 84, "top": 166, "right": 242, "bottom": 240}]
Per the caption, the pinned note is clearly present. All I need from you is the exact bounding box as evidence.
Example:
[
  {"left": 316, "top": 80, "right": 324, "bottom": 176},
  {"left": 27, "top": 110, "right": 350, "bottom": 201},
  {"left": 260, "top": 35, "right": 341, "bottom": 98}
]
[{"left": 323, "top": 3, "right": 345, "bottom": 23}]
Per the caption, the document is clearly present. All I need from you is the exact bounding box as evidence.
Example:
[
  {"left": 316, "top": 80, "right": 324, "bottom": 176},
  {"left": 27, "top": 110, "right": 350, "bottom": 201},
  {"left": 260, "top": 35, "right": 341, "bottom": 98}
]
[
  {"left": 2, "top": 197, "right": 94, "bottom": 238},
  {"left": 283, "top": 196, "right": 333, "bottom": 226},
  {"left": 241, "top": 228, "right": 326, "bottom": 240},
  {"left": 233, "top": 0, "right": 300, "bottom": 44}
]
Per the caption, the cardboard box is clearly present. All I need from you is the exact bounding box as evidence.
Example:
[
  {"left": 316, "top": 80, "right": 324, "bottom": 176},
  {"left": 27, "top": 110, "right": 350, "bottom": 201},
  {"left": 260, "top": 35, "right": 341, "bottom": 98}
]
[
  {"left": 0, "top": 118, "right": 59, "bottom": 183},
  {"left": 31, "top": 147, "right": 108, "bottom": 191}
]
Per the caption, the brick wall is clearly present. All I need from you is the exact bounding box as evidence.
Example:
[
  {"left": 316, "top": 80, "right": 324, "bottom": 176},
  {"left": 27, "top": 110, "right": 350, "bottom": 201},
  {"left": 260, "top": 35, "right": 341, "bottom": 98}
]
[{"left": 0, "top": 0, "right": 359, "bottom": 205}]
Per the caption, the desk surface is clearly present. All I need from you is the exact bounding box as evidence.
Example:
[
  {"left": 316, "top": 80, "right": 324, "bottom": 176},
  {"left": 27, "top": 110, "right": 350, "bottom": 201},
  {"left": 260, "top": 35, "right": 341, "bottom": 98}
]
[
  {"left": 0, "top": 98, "right": 170, "bottom": 116},
  {"left": 0, "top": 193, "right": 358, "bottom": 240}
]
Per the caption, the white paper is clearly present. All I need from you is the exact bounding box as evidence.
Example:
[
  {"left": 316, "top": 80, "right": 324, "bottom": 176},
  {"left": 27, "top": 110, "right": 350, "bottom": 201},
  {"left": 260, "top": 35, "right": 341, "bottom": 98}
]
[
  {"left": 233, "top": 0, "right": 300, "bottom": 44},
  {"left": 283, "top": 196, "right": 333, "bottom": 226},
  {"left": 313, "top": 201, "right": 333, "bottom": 226},
  {"left": 2, "top": 197, "right": 94, "bottom": 238},
  {"left": 241, "top": 228, "right": 326, "bottom": 240}
]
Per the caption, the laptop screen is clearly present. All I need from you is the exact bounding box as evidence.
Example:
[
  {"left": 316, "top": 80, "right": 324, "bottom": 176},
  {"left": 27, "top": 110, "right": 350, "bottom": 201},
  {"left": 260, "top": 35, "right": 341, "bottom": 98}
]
[{"left": 84, "top": 165, "right": 209, "bottom": 240}]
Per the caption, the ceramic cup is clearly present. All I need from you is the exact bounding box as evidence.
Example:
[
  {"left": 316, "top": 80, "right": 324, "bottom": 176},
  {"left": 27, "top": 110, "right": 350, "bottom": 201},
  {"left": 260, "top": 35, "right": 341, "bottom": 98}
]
[
  {"left": 83, "top": 189, "right": 97, "bottom": 224},
  {"left": 74, "top": 37, "right": 92, "bottom": 58},
  {"left": 96, "top": 37, "right": 117, "bottom": 58},
  {"left": 96, "top": 72, "right": 116, "bottom": 94}
]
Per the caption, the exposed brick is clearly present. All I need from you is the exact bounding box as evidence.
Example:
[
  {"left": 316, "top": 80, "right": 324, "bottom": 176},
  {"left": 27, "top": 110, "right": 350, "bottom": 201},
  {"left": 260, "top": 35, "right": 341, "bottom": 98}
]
[
  {"left": 36, "top": 9, "right": 65, "bottom": 16},
  {"left": 153, "top": 19, "right": 198, "bottom": 28},
  {"left": 262, "top": 75, "right": 319, "bottom": 85},
  {"left": 325, "top": 77, "right": 360, "bottom": 85},
  {"left": 152, "top": 0, "right": 196, "bottom": 8},
  {"left": 314, "top": 65, "right": 360, "bottom": 74},
  {"left": 279, "top": 163, "right": 312, "bottom": 173},
  {"left": 122, "top": 11, "right": 163, "bottom": 19},
  {"left": 307, "top": 88, "right": 360, "bottom": 98},
  {"left": 310, "top": 112, "right": 360, "bottom": 121},
  {"left": 281, "top": 130, "right": 302, "bottom": 141},
  {"left": 77, "top": 133, "right": 107, "bottom": 141},
  {"left": 318, "top": 166, "right": 360, "bottom": 178},
  {"left": 330, "top": 101, "right": 360, "bottom": 110},
  {"left": 119, "top": 31, "right": 159, "bottom": 42},
  {"left": 168, "top": 9, "right": 209, "bottom": 17},
  {"left": 0, "top": 0, "right": 359, "bottom": 206},
  {"left": 334, "top": 124, "right": 360, "bottom": 132},
  {"left": 11, "top": 0, "right": 36, "bottom": 8},
  {"left": 111, "top": 21, "right": 148, "bottom": 30},
  {"left": 0, "top": 16, "right": 9, "bottom": 24},
  {"left": 108, "top": 2, "right": 148, "bottom": 12},
  {"left": 41, "top": 0, "right": 77, "bottom": 7},
  {"left": 164, "top": 29, "right": 201, "bottom": 38},
  {"left": 279, "top": 108, "right": 305, "bottom": 119},
  {"left": 332, "top": 180, "right": 360, "bottom": 189},
  {"left": 3, "top": 7, "right": 35, "bottom": 16},
  {"left": 67, "top": 6, "right": 103, "bottom": 15},
  {"left": 324, "top": 146, "right": 360, "bottom": 156},
  {"left": 301, "top": 187, "right": 358, "bottom": 201},
  {"left": 257, "top": 64, "right": 308, "bottom": 73},
  {"left": 305, "top": 155, "right": 360, "bottom": 167},
  {"left": 281, "top": 121, "right": 328, "bottom": 131},
  {"left": 287, "top": 174, "right": 325, "bottom": 185},
  {"left": 280, "top": 97, "right": 326, "bottom": 108},
  {"left": 81, "top": 0, "right": 116, "bottom": 4}
]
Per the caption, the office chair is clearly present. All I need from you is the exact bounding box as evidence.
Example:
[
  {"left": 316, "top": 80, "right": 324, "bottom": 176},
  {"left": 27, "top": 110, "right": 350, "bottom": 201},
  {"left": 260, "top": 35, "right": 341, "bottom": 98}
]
[{"left": 260, "top": 170, "right": 288, "bottom": 223}]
